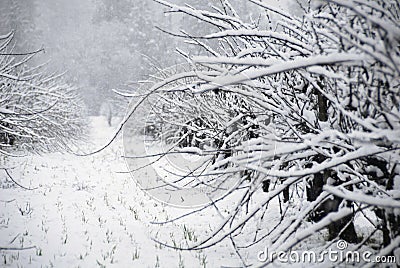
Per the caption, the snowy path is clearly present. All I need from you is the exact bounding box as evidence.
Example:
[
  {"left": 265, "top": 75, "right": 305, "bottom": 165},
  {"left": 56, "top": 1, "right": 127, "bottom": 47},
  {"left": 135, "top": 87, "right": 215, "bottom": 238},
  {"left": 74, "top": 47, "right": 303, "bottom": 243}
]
[{"left": 0, "top": 117, "right": 241, "bottom": 267}]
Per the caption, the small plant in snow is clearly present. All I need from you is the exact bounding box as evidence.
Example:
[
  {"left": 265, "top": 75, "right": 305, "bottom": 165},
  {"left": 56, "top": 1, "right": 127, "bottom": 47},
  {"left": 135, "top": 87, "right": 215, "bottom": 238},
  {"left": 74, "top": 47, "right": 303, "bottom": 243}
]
[
  {"left": 132, "top": 247, "right": 140, "bottom": 260},
  {"left": 183, "top": 225, "right": 197, "bottom": 242}
]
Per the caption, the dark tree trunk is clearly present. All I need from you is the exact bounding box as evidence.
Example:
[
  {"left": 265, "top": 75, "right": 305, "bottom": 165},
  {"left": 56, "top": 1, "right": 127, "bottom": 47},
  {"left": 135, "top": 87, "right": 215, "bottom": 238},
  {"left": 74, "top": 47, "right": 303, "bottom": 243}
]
[{"left": 306, "top": 78, "right": 357, "bottom": 243}]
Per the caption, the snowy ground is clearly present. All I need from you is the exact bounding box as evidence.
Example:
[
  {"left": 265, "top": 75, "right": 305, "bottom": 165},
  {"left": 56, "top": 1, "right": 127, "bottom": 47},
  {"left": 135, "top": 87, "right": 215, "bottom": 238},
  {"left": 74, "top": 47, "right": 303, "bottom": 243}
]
[
  {"left": 0, "top": 116, "right": 245, "bottom": 267},
  {"left": 1, "top": 116, "right": 389, "bottom": 268}
]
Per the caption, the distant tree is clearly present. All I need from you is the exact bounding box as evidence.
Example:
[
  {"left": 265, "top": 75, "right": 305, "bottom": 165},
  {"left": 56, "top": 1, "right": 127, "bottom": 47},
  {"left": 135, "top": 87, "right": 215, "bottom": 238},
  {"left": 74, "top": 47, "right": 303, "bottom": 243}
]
[{"left": 0, "top": 0, "right": 37, "bottom": 52}]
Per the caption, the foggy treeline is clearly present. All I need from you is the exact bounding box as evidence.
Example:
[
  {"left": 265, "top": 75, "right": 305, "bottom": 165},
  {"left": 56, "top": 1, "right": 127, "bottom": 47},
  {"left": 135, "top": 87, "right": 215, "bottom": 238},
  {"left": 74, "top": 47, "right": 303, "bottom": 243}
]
[{"left": 0, "top": 0, "right": 264, "bottom": 116}]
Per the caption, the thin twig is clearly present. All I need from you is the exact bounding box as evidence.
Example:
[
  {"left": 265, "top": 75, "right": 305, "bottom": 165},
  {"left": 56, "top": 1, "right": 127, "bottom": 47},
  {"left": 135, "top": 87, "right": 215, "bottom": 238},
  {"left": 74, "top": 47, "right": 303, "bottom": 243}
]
[{"left": 4, "top": 169, "right": 38, "bottom": 190}]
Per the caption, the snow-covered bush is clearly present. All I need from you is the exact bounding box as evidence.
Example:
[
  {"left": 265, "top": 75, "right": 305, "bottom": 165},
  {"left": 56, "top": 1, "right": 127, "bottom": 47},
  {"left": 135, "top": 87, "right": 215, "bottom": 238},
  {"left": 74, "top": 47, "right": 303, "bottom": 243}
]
[
  {"left": 0, "top": 32, "right": 87, "bottom": 155},
  {"left": 122, "top": 0, "right": 400, "bottom": 264}
]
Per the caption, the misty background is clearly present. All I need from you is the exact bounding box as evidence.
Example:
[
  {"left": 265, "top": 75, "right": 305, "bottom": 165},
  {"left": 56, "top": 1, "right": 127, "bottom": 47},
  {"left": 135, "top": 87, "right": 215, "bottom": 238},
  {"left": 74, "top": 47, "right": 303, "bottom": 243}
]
[{"left": 0, "top": 0, "right": 291, "bottom": 117}]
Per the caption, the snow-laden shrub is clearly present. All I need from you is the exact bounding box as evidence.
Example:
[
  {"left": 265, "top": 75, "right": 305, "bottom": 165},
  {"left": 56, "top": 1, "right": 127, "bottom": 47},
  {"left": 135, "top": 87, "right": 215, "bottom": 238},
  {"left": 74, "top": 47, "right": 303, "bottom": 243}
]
[
  {"left": 0, "top": 32, "right": 87, "bottom": 155},
  {"left": 122, "top": 0, "right": 400, "bottom": 265}
]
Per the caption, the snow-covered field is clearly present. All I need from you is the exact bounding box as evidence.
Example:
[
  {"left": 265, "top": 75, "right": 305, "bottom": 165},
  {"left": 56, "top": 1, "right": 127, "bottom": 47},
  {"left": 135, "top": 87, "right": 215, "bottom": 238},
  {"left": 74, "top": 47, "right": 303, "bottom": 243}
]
[
  {"left": 2, "top": 116, "right": 395, "bottom": 268},
  {"left": 0, "top": 116, "right": 244, "bottom": 267}
]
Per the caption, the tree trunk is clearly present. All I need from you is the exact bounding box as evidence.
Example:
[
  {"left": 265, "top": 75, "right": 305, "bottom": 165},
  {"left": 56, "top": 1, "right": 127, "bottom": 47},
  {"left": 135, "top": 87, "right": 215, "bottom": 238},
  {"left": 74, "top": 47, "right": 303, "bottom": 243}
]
[{"left": 306, "top": 78, "right": 357, "bottom": 242}]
